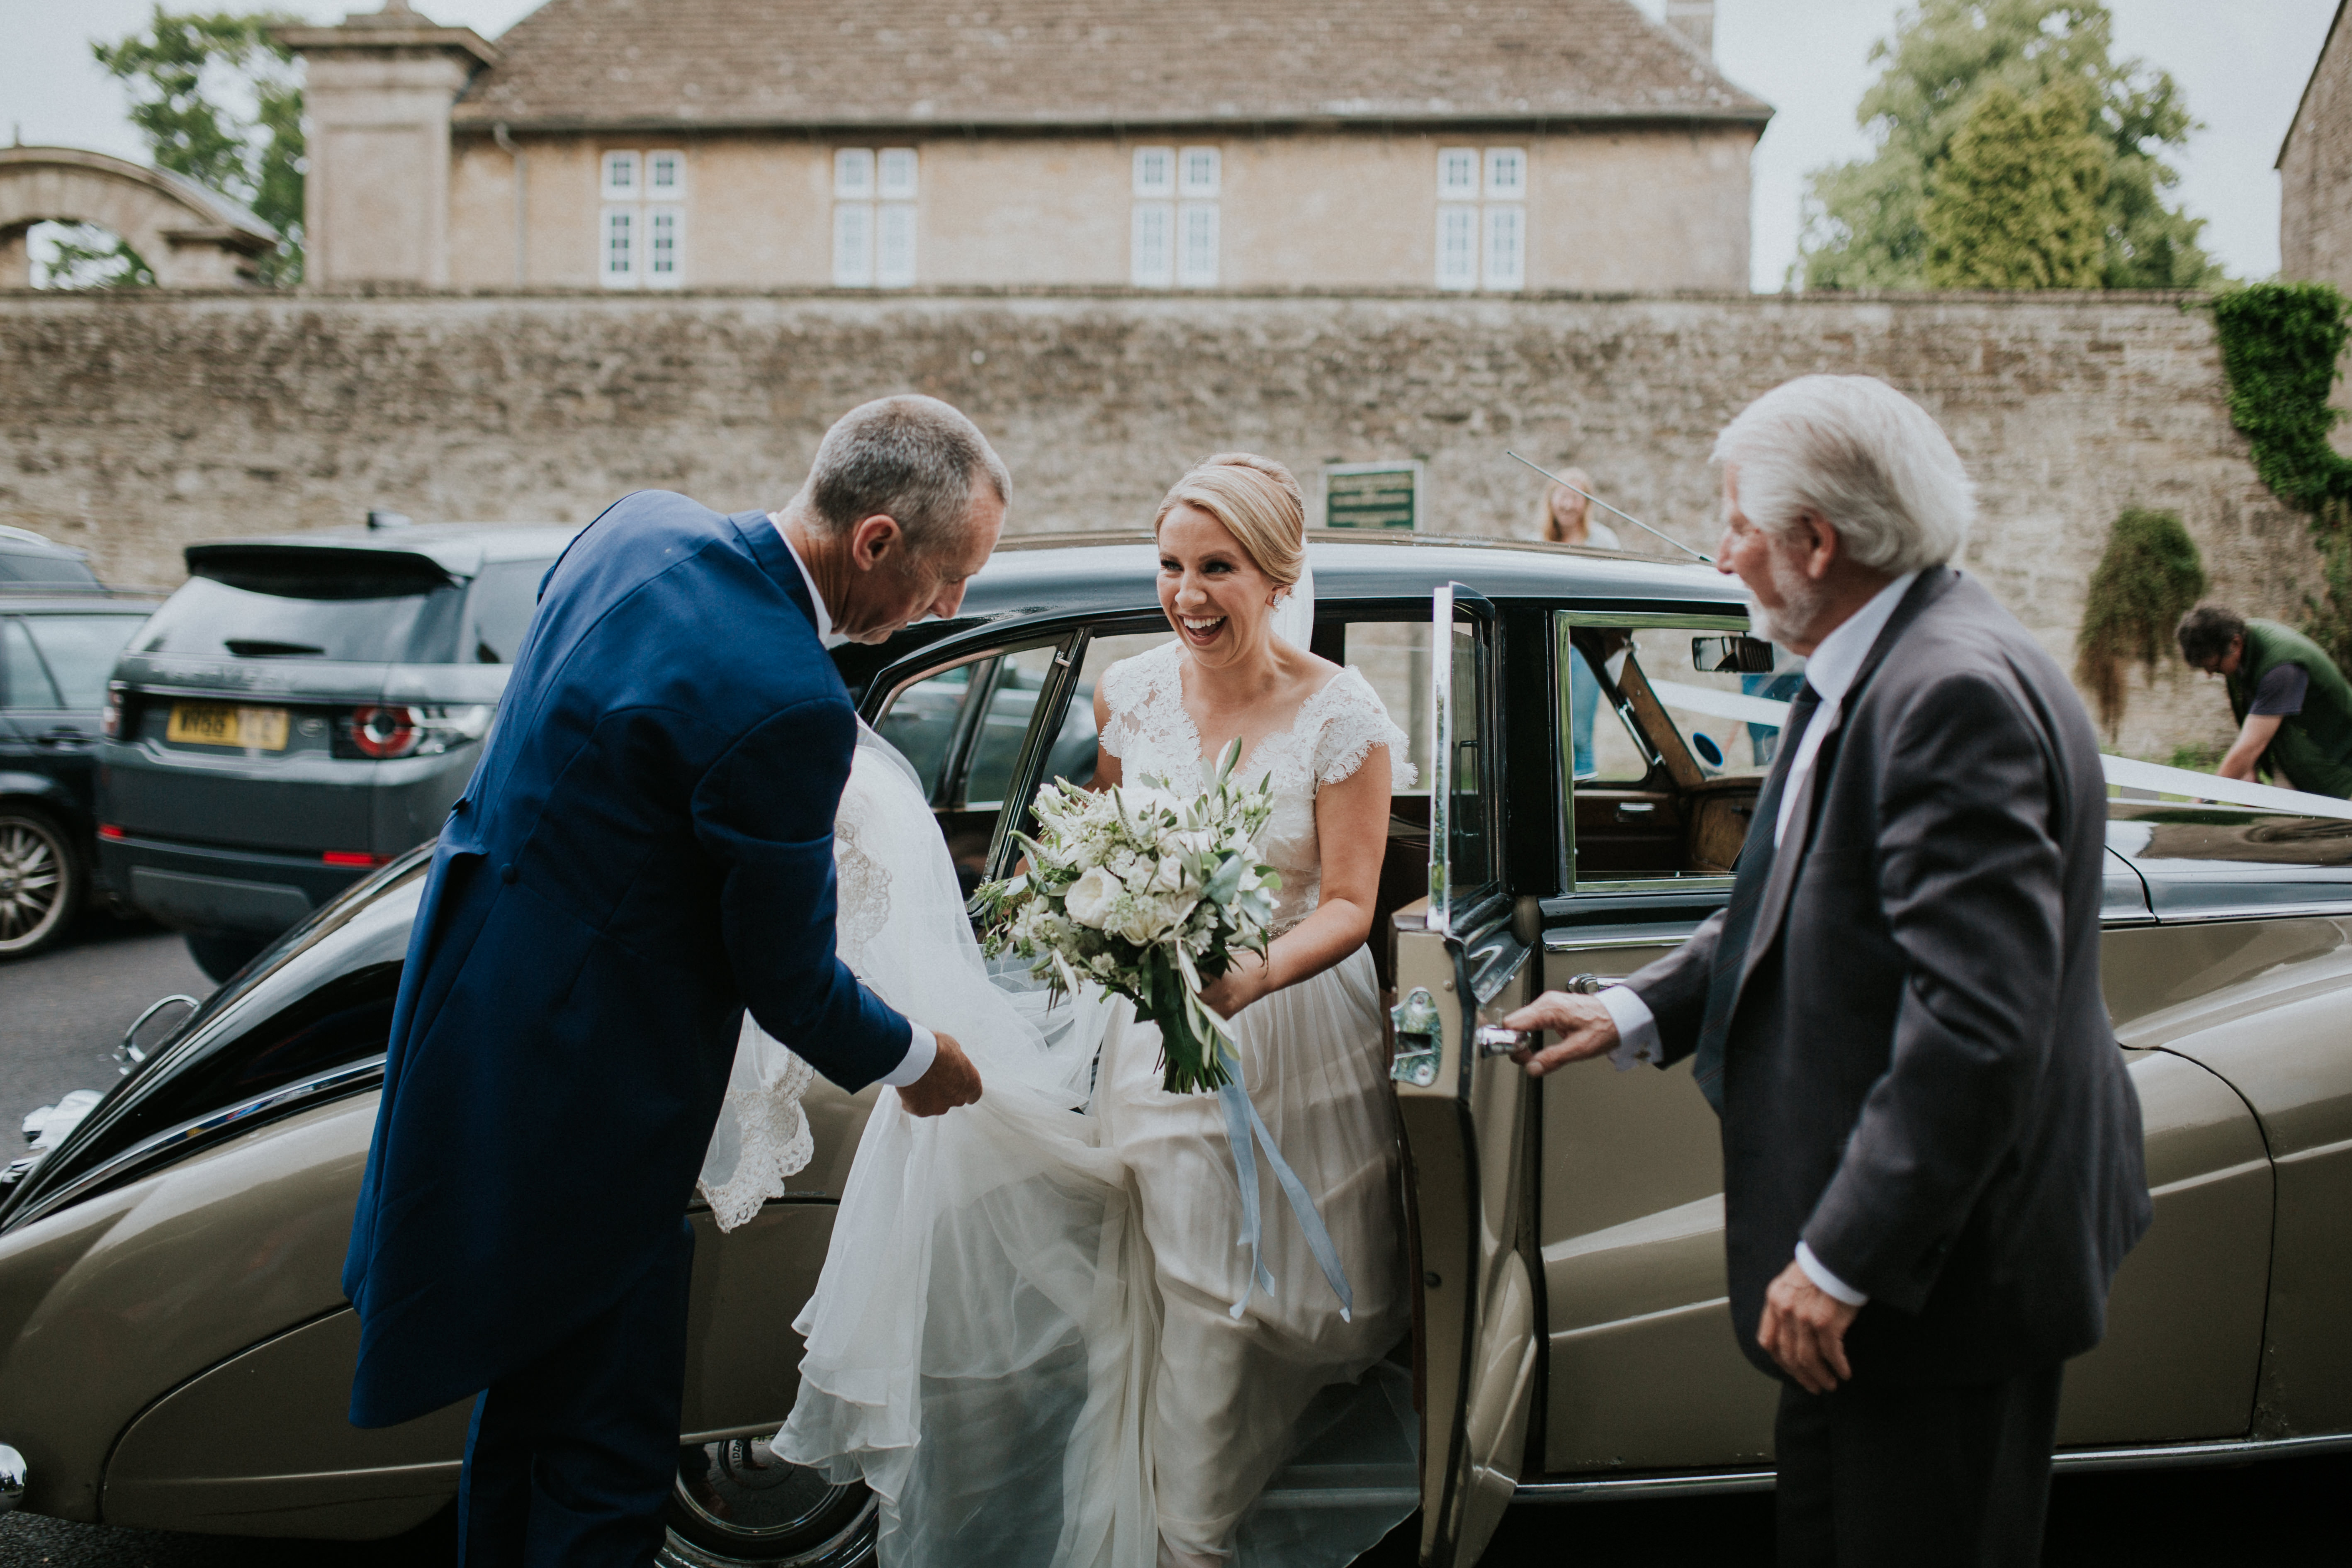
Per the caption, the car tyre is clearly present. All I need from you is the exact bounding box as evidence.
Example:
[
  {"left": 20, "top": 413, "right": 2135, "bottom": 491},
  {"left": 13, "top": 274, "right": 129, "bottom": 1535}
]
[
  {"left": 185, "top": 931, "right": 269, "bottom": 983},
  {"left": 0, "top": 805, "right": 83, "bottom": 960},
  {"left": 659, "top": 1439, "right": 878, "bottom": 1567}
]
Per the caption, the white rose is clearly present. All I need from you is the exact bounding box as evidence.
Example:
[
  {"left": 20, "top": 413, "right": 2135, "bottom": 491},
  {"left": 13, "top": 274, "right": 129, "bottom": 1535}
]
[{"left": 1064, "top": 865, "right": 1120, "bottom": 929}]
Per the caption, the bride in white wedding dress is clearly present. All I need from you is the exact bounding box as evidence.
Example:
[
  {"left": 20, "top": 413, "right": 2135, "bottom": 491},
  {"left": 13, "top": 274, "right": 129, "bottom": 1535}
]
[{"left": 701, "top": 453, "right": 1417, "bottom": 1567}]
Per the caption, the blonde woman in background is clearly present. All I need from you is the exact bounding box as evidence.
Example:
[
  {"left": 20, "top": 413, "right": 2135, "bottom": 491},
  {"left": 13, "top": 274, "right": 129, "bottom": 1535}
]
[
  {"left": 1538, "top": 469, "right": 1622, "bottom": 550},
  {"left": 1541, "top": 471, "right": 1620, "bottom": 774}
]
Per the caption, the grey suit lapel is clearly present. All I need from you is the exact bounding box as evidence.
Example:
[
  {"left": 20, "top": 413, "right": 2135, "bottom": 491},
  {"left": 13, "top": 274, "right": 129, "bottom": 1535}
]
[{"left": 1734, "top": 567, "right": 1956, "bottom": 993}]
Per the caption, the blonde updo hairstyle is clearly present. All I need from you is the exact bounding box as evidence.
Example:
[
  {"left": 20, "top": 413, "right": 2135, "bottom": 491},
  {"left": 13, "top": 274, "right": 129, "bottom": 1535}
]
[{"left": 1153, "top": 452, "right": 1306, "bottom": 588}]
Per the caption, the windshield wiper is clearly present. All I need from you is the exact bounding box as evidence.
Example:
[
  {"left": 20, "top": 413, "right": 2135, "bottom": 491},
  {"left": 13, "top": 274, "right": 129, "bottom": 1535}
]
[{"left": 224, "top": 639, "right": 328, "bottom": 658}]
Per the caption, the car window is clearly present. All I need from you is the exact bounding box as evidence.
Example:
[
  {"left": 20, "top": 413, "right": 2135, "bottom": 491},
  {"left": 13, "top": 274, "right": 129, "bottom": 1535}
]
[
  {"left": 21, "top": 614, "right": 144, "bottom": 708},
  {"left": 0, "top": 548, "right": 101, "bottom": 589},
  {"left": 1065, "top": 630, "right": 1177, "bottom": 783},
  {"left": 1330, "top": 620, "right": 1434, "bottom": 795},
  {"left": 464, "top": 561, "right": 548, "bottom": 664},
  {"left": 1, "top": 618, "right": 60, "bottom": 709},
  {"left": 1562, "top": 616, "right": 1768, "bottom": 887},
  {"left": 967, "top": 645, "right": 1066, "bottom": 807},
  {"left": 137, "top": 563, "right": 465, "bottom": 665}
]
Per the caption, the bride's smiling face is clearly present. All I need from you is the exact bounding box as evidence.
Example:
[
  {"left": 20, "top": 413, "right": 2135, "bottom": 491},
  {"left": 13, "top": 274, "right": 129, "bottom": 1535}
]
[{"left": 1158, "top": 503, "right": 1279, "bottom": 669}]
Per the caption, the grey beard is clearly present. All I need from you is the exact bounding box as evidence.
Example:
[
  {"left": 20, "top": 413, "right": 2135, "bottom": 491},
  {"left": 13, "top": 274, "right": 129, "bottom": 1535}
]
[{"left": 1739, "top": 564, "right": 1830, "bottom": 651}]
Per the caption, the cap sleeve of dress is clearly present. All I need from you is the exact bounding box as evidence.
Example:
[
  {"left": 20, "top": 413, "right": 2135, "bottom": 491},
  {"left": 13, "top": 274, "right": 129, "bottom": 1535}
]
[{"left": 1312, "top": 667, "right": 1416, "bottom": 790}]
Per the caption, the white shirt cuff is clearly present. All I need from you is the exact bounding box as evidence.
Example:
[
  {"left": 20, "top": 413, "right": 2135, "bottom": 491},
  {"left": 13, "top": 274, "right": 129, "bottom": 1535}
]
[
  {"left": 1599, "top": 985, "right": 1661, "bottom": 1071},
  {"left": 878, "top": 1022, "right": 937, "bottom": 1088},
  {"left": 1795, "top": 1241, "right": 1869, "bottom": 1306}
]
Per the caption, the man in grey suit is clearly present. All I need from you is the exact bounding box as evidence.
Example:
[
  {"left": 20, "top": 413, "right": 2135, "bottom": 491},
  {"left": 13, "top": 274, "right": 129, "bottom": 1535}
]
[{"left": 1505, "top": 375, "right": 2150, "bottom": 1566}]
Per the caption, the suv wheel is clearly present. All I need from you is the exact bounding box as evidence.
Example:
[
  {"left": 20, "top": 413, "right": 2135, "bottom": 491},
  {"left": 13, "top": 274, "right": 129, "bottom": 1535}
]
[
  {"left": 660, "top": 1439, "right": 877, "bottom": 1567},
  {"left": 0, "top": 806, "right": 81, "bottom": 960}
]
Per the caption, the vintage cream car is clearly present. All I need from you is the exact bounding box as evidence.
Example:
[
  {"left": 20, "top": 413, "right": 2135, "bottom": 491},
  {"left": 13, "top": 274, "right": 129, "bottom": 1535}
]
[{"left": 2, "top": 534, "right": 2348, "bottom": 1568}]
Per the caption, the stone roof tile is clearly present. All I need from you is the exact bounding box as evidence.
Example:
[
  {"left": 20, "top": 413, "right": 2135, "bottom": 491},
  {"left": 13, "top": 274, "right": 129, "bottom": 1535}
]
[{"left": 451, "top": 0, "right": 1770, "bottom": 130}]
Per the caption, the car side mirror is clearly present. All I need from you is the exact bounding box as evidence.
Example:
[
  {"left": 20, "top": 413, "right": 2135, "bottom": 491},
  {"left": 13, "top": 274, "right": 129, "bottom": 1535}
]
[{"left": 1692, "top": 634, "right": 1775, "bottom": 673}]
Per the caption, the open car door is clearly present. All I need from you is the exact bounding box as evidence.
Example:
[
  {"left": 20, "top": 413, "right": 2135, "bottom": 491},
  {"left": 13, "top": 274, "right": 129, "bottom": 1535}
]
[{"left": 1390, "top": 583, "right": 1544, "bottom": 1566}]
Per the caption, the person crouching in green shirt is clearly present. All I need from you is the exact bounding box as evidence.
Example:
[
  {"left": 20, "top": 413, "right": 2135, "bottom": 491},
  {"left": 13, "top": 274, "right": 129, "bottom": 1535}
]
[{"left": 2176, "top": 603, "right": 2352, "bottom": 799}]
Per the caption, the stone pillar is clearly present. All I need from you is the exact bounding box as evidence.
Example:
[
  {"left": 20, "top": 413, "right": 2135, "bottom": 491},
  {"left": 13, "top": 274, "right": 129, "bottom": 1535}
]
[
  {"left": 1664, "top": 0, "right": 1715, "bottom": 56},
  {"left": 277, "top": 2, "right": 497, "bottom": 287}
]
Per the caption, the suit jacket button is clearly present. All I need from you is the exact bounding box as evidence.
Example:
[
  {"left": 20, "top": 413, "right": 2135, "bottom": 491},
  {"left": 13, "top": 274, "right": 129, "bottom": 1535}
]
[{"left": 500, "top": 863, "right": 519, "bottom": 884}]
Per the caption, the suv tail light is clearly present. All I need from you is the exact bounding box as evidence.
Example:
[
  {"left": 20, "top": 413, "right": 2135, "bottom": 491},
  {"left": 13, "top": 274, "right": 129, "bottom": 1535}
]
[
  {"left": 338, "top": 704, "right": 492, "bottom": 762},
  {"left": 101, "top": 681, "right": 126, "bottom": 739},
  {"left": 347, "top": 705, "right": 417, "bottom": 759}
]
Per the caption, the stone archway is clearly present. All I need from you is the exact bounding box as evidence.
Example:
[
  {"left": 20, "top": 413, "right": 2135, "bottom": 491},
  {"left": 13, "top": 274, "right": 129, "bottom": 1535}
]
[{"left": 0, "top": 145, "right": 277, "bottom": 287}]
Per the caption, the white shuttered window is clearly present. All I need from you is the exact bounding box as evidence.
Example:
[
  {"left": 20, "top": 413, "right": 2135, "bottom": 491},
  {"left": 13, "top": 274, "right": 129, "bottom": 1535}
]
[
  {"left": 599, "top": 150, "right": 686, "bottom": 288},
  {"left": 1482, "top": 204, "right": 1525, "bottom": 289},
  {"left": 1435, "top": 146, "right": 1528, "bottom": 290},
  {"left": 1178, "top": 203, "right": 1219, "bottom": 287},
  {"left": 1436, "top": 206, "right": 1477, "bottom": 290},
  {"left": 647, "top": 207, "right": 683, "bottom": 287},
  {"left": 601, "top": 206, "right": 635, "bottom": 285},
  {"left": 1136, "top": 146, "right": 1220, "bottom": 289},
  {"left": 834, "top": 148, "right": 915, "bottom": 287},
  {"left": 1131, "top": 202, "right": 1174, "bottom": 287}
]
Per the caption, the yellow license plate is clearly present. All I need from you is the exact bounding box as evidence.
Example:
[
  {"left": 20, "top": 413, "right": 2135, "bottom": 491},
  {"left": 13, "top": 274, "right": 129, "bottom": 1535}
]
[{"left": 167, "top": 702, "right": 289, "bottom": 751}]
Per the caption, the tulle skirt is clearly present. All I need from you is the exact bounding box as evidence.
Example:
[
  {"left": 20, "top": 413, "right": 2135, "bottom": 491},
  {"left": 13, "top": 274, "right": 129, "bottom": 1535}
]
[
  {"left": 1095, "top": 946, "right": 1413, "bottom": 1558},
  {"left": 776, "top": 950, "right": 1414, "bottom": 1568}
]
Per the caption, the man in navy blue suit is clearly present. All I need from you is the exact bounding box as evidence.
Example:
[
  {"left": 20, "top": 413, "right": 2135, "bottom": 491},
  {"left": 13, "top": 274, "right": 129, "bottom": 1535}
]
[{"left": 343, "top": 396, "right": 1001, "bottom": 1567}]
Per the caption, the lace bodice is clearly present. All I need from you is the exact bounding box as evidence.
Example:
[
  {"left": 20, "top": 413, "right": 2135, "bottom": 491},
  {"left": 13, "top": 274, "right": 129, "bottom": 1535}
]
[{"left": 1099, "top": 639, "right": 1413, "bottom": 933}]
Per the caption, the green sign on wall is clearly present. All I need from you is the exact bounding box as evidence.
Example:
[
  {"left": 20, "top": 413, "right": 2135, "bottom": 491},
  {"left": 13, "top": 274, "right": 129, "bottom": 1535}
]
[{"left": 1323, "top": 462, "right": 1423, "bottom": 531}]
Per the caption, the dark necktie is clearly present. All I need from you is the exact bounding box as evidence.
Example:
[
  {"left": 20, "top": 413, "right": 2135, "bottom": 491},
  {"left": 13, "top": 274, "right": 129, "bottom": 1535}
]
[{"left": 1691, "top": 681, "right": 1822, "bottom": 1112}]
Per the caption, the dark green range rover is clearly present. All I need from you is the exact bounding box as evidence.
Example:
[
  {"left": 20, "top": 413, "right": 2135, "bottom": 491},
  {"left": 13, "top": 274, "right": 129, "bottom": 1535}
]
[{"left": 96, "top": 521, "right": 577, "bottom": 979}]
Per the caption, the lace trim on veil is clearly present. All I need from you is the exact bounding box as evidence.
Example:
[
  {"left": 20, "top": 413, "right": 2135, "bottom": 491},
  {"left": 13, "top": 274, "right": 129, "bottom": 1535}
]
[{"left": 698, "top": 722, "right": 914, "bottom": 1231}]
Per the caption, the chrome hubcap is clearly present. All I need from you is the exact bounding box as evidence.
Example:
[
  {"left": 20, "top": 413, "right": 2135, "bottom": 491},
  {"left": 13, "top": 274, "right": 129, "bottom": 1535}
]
[
  {"left": 0, "top": 823, "right": 65, "bottom": 950},
  {"left": 663, "top": 1439, "right": 876, "bottom": 1567}
]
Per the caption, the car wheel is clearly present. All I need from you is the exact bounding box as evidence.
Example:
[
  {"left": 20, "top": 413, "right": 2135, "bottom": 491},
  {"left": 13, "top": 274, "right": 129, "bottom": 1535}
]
[
  {"left": 185, "top": 931, "right": 268, "bottom": 983},
  {"left": 659, "top": 1438, "right": 878, "bottom": 1568},
  {"left": 0, "top": 806, "right": 83, "bottom": 960}
]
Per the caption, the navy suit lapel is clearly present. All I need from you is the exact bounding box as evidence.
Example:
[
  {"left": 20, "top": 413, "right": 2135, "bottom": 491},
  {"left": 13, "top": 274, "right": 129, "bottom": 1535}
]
[
  {"left": 1735, "top": 566, "right": 1956, "bottom": 994},
  {"left": 731, "top": 509, "right": 823, "bottom": 633}
]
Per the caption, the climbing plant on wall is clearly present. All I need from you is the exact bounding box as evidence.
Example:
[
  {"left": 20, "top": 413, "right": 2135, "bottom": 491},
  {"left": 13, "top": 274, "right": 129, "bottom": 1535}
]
[
  {"left": 2074, "top": 507, "right": 2206, "bottom": 734},
  {"left": 2209, "top": 282, "right": 2352, "bottom": 671}
]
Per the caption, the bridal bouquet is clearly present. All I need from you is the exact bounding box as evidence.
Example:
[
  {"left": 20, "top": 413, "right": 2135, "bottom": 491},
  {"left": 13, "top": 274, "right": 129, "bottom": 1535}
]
[{"left": 976, "top": 740, "right": 1279, "bottom": 1094}]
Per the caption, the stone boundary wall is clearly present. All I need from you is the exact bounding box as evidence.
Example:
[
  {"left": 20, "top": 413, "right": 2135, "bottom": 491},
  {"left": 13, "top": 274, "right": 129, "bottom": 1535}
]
[{"left": 0, "top": 287, "right": 2316, "bottom": 758}]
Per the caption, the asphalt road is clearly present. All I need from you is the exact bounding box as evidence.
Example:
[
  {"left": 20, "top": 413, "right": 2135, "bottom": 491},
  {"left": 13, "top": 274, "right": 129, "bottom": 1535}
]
[
  {"left": 1, "top": 927, "right": 2347, "bottom": 1567},
  {"left": 0, "top": 915, "right": 211, "bottom": 1150}
]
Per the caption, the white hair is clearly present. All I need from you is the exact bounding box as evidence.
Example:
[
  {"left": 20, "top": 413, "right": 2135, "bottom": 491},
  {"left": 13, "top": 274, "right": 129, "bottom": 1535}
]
[{"left": 1712, "top": 375, "right": 1975, "bottom": 574}]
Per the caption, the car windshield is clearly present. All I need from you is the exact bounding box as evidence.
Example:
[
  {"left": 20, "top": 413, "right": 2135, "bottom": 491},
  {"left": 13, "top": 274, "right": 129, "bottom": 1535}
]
[{"left": 138, "top": 570, "right": 465, "bottom": 664}]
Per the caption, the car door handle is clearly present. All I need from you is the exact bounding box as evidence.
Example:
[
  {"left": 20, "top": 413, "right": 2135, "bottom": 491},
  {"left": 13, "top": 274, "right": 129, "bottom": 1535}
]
[
  {"left": 1565, "top": 972, "right": 1625, "bottom": 994},
  {"left": 1473, "top": 1024, "right": 1533, "bottom": 1058}
]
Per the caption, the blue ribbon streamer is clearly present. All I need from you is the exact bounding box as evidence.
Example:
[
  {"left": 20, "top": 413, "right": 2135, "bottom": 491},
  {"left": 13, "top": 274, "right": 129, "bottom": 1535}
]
[{"left": 1214, "top": 1044, "right": 1355, "bottom": 1324}]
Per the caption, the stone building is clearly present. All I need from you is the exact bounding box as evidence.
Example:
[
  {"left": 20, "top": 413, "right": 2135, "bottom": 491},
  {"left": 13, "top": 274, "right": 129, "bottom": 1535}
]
[
  {"left": 2279, "top": 0, "right": 2350, "bottom": 294},
  {"left": 281, "top": 0, "right": 1768, "bottom": 293}
]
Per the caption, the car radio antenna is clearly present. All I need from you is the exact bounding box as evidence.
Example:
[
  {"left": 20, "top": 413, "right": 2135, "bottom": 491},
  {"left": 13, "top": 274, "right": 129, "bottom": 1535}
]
[{"left": 1505, "top": 451, "right": 1712, "bottom": 564}]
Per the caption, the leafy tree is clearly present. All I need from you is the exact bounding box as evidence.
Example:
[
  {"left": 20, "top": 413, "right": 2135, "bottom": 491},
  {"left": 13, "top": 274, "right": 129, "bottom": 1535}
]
[
  {"left": 2073, "top": 507, "right": 2206, "bottom": 734},
  {"left": 1799, "top": 0, "right": 2223, "bottom": 292},
  {"left": 42, "top": 7, "right": 304, "bottom": 288},
  {"left": 1922, "top": 82, "right": 2107, "bottom": 288}
]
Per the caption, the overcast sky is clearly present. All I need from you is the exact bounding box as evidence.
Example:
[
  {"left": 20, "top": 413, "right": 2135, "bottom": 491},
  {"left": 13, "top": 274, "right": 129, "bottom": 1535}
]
[{"left": 2, "top": 0, "right": 2338, "bottom": 291}]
